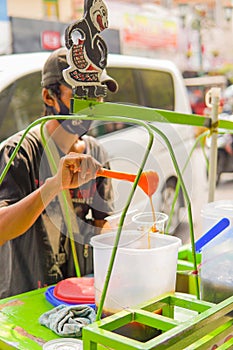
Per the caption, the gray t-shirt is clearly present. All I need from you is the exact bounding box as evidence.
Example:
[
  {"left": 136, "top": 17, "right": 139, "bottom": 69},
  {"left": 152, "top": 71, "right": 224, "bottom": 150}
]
[{"left": 0, "top": 127, "right": 114, "bottom": 298}]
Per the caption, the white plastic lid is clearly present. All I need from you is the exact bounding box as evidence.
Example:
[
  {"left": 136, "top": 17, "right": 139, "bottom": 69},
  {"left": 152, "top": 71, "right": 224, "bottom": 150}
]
[
  {"left": 43, "top": 338, "right": 83, "bottom": 350},
  {"left": 201, "top": 200, "right": 233, "bottom": 219}
]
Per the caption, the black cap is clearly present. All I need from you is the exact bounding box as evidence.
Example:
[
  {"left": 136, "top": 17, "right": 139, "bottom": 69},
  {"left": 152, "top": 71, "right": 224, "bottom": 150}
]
[{"left": 41, "top": 47, "right": 118, "bottom": 93}]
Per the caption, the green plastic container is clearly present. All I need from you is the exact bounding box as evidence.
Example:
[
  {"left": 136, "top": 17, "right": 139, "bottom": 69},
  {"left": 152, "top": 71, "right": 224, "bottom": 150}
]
[{"left": 176, "top": 245, "right": 201, "bottom": 295}]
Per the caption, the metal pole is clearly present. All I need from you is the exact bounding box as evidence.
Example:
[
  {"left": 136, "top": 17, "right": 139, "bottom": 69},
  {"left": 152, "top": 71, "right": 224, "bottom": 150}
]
[{"left": 206, "top": 87, "right": 221, "bottom": 203}]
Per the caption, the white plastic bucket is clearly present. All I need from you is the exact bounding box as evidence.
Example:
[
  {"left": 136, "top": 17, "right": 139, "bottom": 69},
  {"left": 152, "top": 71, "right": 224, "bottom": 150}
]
[
  {"left": 201, "top": 200, "right": 233, "bottom": 234},
  {"left": 91, "top": 230, "right": 181, "bottom": 314}
]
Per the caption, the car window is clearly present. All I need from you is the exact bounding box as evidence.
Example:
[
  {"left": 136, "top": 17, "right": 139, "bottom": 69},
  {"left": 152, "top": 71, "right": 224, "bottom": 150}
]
[
  {"left": 0, "top": 66, "right": 175, "bottom": 141},
  {"left": 0, "top": 72, "right": 43, "bottom": 141},
  {"left": 88, "top": 67, "right": 140, "bottom": 138},
  {"left": 140, "top": 69, "right": 174, "bottom": 110},
  {"left": 104, "top": 67, "right": 140, "bottom": 105},
  {"left": 89, "top": 68, "right": 175, "bottom": 138}
]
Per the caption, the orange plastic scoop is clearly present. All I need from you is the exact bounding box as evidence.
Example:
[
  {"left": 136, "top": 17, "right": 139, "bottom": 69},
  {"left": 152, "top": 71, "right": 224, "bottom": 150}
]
[{"left": 97, "top": 168, "right": 159, "bottom": 197}]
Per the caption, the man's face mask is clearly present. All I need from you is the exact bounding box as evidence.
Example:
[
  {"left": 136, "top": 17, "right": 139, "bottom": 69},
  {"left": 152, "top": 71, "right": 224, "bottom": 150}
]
[{"left": 53, "top": 99, "right": 92, "bottom": 136}]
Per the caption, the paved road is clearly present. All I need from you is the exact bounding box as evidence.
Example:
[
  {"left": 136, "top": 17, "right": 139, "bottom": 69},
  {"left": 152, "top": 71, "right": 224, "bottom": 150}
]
[{"left": 174, "top": 145, "right": 233, "bottom": 245}]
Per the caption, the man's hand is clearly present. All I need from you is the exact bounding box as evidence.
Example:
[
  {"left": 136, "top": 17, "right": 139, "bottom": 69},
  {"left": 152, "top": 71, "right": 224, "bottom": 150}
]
[{"left": 56, "top": 152, "right": 101, "bottom": 190}]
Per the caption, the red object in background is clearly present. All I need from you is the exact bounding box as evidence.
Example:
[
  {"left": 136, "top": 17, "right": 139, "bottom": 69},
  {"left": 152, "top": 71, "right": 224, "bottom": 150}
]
[
  {"left": 191, "top": 94, "right": 225, "bottom": 116},
  {"left": 191, "top": 101, "right": 206, "bottom": 115},
  {"left": 41, "top": 31, "right": 61, "bottom": 50},
  {"left": 190, "top": 89, "right": 206, "bottom": 115}
]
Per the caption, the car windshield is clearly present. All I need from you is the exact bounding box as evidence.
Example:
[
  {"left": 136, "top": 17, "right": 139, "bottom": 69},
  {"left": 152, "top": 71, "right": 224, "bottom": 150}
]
[
  {"left": 0, "top": 72, "right": 43, "bottom": 141},
  {"left": 0, "top": 58, "right": 175, "bottom": 141}
]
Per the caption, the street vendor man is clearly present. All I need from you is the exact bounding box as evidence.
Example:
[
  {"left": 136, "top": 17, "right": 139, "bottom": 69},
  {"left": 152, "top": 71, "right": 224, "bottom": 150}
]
[{"left": 0, "top": 45, "right": 118, "bottom": 298}]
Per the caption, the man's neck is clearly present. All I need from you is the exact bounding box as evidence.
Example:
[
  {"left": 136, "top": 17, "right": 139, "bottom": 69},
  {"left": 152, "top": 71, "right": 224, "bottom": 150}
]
[{"left": 45, "top": 119, "right": 86, "bottom": 154}]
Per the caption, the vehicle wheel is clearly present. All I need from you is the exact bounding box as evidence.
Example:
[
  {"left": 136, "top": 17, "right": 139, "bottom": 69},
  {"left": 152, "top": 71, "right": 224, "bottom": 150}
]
[{"left": 160, "top": 178, "right": 183, "bottom": 234}]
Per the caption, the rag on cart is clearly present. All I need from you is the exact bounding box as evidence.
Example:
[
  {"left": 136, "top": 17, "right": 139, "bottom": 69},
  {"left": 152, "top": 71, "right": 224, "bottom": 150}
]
[{"left": 39, "top": 304, "right": 96, "bottom": 337}]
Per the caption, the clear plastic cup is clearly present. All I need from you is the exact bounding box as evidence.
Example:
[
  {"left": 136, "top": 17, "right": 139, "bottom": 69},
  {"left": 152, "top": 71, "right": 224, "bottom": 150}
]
[{"left": 132, "top": 211, "right": 168, "bottom": 234}]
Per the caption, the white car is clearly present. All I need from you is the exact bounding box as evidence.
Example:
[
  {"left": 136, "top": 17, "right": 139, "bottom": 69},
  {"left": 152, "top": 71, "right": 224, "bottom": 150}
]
[{"left": 0, "top": 52, "right": 194, "bottom": 233}]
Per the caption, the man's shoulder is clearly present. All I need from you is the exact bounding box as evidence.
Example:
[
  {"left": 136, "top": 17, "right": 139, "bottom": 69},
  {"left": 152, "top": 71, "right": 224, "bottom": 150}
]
[
  {"left": 83, "top": 135, "right": 109, "bottom": 163},
  {"left": 0, "top": 126, "right": 42, "bottom": 152},
  {"left": 83, "top": 134, "right": 99, "bottom": 142},
  {"left": 82, "top": 134, "right": 102, "bottom": 149},
  {"left": 0, "top": 130, "right": 23, "bottom": 148}
]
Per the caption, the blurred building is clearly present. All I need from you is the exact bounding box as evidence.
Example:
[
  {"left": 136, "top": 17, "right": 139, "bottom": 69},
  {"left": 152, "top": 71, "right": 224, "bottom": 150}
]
[
  {"left": 0, "top": 0, "right": 11, "bottom": 54},
  {"left": 4, "top": 0, "right": 121, "bottom": 54},
  {"left": 3, "top": 0, "right": 233, "bottom": 74},
  {"left": 5, "top": 0, "right": 178, "bottom": 60}
]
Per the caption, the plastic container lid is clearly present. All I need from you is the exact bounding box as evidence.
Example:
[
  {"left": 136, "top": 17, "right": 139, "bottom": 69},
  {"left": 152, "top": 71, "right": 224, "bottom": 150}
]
[
  {"left": 53, "top": 277, "right": 95, "bottom": 304},
  {"left": 201, "top": 200, "right": 233, "bottom": 219},
  {"left": 45, "top": 286, "right": 95, "bottom": 309},
  {"left": 43, "top": 338, "right": 83, "bottom": 349}
]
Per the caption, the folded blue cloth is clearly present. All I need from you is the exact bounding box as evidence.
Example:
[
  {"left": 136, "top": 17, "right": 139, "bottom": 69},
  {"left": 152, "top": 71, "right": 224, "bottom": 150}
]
[{"left": 39, "top": 304, "right": 96, "bottom": 337}]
